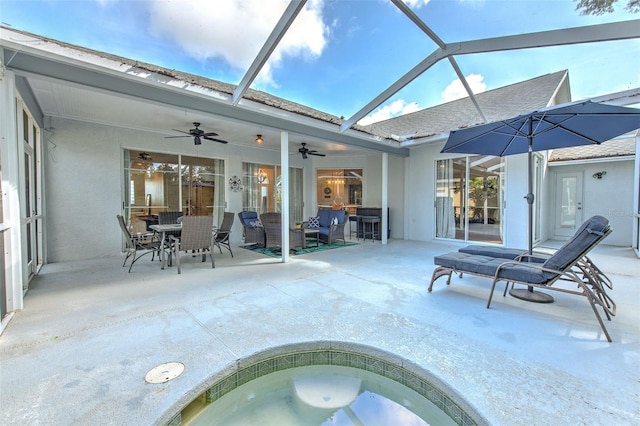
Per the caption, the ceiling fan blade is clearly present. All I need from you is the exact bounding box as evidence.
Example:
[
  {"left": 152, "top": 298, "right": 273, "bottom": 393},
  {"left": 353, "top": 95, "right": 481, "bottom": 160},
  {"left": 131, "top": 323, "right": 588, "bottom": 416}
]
[
  {"left": 165, "top": 135, "right": 191, "bottom": 139},
  {"left": 203, "top": 136, "right": 228, "bottom": 144},
  {"left": 309, "top": 152, "right": 326, "bottom": 157},
  {"left": 201, "top": 131, "right": 219, "bottom": 137},
  {"left": 171, "top": 129, "right": 192, "bottom": 135}
]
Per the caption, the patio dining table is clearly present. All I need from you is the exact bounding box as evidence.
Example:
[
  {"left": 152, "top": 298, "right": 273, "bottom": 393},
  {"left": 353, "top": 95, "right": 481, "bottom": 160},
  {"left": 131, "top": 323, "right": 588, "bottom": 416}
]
[{"left": 149, "top": 223, "right": 182, "bottom": 269}]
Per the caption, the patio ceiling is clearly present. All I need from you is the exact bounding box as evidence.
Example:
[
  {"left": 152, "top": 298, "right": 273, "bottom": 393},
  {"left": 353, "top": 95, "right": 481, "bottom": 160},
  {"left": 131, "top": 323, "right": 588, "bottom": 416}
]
[{"left": 1, "top": 2, "right": 639, "bottom": 158}]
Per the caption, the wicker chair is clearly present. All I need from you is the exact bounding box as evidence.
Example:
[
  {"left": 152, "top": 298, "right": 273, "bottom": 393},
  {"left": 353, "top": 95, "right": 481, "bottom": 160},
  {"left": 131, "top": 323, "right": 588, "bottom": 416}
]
[
  {"left": 260, "top": 212, "right": 305, "bottom": 252},
  {"left": 237, "top": 211, "right": 265, "bottom": 247},
  {"left": 213, "top": 212, "right": 234, "bottom": 257},
  {"left": 168, "top": 215, "right": 215, "bottom": 274},
  {"left": 116, "top": 215, "right": 161, "bottom": 273}
]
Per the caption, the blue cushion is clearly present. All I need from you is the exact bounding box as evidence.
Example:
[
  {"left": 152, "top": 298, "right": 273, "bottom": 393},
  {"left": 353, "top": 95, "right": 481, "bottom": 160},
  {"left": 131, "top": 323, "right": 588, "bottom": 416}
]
[
  {"left": 240, "top": 211, "right": 259, "bottom": 226},
  {"left": 318, "top": 209, "right": 331, "bottom": 228},
  {"left": 542, "top": 215, "right": 609, "bottom": 279},
  {"left": 329, "top": 210, "right": 346, "bottom": 225},
  {"left": 434, "top": 252, "right": 548, "bottom": 284}
]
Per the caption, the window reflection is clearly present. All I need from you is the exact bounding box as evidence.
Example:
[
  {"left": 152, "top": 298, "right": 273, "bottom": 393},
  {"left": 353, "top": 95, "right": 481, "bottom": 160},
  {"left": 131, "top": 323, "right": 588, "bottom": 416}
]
[
  {"left": 436, "top": 156, "right": 504, "bottom": 243},
  {"left": 124, "top": 150, "right": 225, "bottom": 233},
  {"left": 317, "top": 169, "right": 363, "bottom": 214}
]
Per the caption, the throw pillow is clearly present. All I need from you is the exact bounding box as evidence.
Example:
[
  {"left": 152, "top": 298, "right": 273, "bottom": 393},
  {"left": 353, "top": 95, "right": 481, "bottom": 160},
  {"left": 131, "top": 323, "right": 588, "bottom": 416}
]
[
  {"left": 308, "top": 216, "right": 320, "bottom": 229},
  {"left": 250, "top": 219, "right": 263, "bottom": 228},
  {"left": 331, "top": 216, "right": 339, "bottom": 225}
]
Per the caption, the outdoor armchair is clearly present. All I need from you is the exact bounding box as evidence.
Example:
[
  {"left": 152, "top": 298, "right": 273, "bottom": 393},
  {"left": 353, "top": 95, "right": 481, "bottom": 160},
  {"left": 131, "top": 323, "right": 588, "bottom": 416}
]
[
  {"left": 238, "top": 211, "right": 265, "bottom": 247},
  {"left": 260, "top": 212, "right": 305, "bottom": 252}
]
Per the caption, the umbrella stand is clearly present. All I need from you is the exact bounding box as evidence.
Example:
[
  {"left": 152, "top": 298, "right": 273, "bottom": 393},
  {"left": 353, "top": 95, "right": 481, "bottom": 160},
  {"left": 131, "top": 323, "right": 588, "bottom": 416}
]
[{"left": 508, "top": 134, "right": 554, "bottom": 303}]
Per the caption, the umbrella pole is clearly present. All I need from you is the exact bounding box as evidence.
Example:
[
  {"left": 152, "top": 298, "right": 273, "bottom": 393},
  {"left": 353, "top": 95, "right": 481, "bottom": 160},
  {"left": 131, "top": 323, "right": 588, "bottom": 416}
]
[{"left": 509, "top": 130, "right": 554, "bottom": 303}]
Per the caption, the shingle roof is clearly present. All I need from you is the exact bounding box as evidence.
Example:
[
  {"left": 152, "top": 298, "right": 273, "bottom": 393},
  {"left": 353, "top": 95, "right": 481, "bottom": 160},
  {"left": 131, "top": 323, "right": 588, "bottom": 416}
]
[
  {"left": 3, "top": 27, "right": 375, "bottom": 134},
  {"left": 362, "top": 71, "right": 568, "bottom": 140},
  {"left": 549, "top": 136, "right": 636, "bottom": 162}
]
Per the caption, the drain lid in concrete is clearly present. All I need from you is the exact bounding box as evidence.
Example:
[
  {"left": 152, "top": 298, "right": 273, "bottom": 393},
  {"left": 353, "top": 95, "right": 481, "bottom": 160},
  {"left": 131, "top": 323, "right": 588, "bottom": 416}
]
[{"left": 145, "top": 362, "right": 185, "bottom": 384}]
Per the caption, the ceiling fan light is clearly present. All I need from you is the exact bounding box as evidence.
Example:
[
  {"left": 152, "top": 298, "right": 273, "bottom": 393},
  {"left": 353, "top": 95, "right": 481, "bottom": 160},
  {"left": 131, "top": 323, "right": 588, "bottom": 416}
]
[
  {"left": 194, "top": 136, "right": 202, "bottom": 145},
  {"left": 255, "top": 134, "right": 264, "bottom": 144}
]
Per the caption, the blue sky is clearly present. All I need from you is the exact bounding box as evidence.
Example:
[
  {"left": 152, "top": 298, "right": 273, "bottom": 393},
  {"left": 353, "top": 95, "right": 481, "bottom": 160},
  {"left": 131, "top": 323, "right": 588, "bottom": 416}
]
[{"left": 1, "top": 0, "right": 638, "bottom": 124}]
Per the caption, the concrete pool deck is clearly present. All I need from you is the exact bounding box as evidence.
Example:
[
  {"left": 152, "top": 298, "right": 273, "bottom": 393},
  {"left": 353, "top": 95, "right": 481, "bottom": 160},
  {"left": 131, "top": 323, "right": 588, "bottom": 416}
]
[{"left": 1, "top": 239, "right": 639, "bottom": 425}]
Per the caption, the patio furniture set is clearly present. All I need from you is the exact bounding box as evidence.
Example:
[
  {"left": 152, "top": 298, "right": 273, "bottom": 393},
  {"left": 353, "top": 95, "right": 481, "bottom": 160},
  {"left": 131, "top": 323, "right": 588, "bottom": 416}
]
[
  {"left": 117, "top": 211, "right": 235, "bottom": 274},
  {"left": 237, "top": 208, "right": 350, "bottom": 254}
]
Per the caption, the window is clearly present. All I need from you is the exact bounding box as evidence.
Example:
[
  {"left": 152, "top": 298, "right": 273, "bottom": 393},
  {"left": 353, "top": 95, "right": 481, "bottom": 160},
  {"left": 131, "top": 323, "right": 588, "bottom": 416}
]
[
  {"left": 316, "top": 169, "right": 363, "bottom": 215},
  {"left": 435, "top": 156, "right": 504, "bottom": 243}
]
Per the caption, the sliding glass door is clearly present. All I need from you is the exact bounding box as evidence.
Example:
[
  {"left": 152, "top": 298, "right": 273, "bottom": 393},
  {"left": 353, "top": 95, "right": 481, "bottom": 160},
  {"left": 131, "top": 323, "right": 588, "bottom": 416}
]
[
  {"left": 435, "top": 156, "right": 504, "bottom": 244},
  {"left": 123, "top": 150, "right": 225, "bottom": 233},
  {"left": 242, "top": 163, "right": 303, "bottom": 226}
]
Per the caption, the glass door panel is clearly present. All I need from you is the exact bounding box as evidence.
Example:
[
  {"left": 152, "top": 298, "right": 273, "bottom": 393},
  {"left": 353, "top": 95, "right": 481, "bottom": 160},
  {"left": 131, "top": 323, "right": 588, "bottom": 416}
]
[
  {"left": 435, "top": 156, "right": 504, "bottom": 244},
  {"left": 555, "top": 172, "right": 583, "bottom": 238},
  {"left": 467, "top": 155, "right": 504, "bottom": 244}
]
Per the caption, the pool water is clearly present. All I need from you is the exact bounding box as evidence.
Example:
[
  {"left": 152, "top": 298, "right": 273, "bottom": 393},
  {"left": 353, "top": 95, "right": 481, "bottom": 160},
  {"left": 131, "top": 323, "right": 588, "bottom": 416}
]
[{"left": 186, "top": 365, "right": 456, "bottom": 425}]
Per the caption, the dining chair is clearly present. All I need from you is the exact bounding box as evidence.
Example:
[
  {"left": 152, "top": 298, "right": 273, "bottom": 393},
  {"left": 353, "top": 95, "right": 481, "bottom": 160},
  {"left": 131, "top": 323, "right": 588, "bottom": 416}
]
[
  {"left": 168, "top": 215, "right": 215, "bottom": 274},
  {"left": 213, "top": 212, "right": 235, "bottom": 257},
  {"left": 116, "top": 215, "right": 162, "bottom": 273}
]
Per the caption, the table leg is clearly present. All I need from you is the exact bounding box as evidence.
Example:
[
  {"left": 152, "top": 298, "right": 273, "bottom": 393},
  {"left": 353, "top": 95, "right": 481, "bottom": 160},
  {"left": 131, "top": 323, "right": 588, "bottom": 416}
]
[{"left": 160, "top": 231, "right": 167, "bottom": 270}]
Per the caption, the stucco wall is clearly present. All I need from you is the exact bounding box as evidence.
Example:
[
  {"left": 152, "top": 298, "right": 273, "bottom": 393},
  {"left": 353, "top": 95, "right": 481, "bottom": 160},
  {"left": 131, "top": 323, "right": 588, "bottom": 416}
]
[
  {"left": 44, "top": 119, "right": 406, "bottom": 262},
  {"left": 548, "top": 159, "right": 635, "bottom": 246}
]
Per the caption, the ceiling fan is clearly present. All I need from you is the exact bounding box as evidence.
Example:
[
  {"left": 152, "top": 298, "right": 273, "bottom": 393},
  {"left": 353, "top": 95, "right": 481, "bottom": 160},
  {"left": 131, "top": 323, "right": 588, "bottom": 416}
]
[
  {"left": 165, "top": 122, "right": 228, "bottom": 145},
  {"left": 298, "top": 143, "right": 325, "bottom": 159},
  {"left": 137, "top": 152, "right": 152, "bottom": 161}
]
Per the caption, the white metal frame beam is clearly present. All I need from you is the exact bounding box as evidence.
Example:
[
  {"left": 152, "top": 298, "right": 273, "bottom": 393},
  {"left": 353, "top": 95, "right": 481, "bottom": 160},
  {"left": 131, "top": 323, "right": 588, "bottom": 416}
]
[
  {"left": 341, "top": 18, "right": 640, "bottom": 132},
  {"left": 232, "top": 0, "right": 307, "bottom": 105}
]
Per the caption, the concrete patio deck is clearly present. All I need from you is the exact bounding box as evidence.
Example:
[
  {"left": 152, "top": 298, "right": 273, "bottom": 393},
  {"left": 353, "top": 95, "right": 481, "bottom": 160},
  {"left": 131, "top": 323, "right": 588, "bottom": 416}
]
[{"left": 1, "top": 239, "right": 638, "bottom": 425}]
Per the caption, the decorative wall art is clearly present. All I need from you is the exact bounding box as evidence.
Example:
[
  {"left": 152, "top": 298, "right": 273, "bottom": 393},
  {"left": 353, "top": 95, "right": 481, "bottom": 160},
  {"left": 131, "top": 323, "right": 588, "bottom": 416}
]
[{"left": 229, "top": 176, "right": 242, "bottom": 192}]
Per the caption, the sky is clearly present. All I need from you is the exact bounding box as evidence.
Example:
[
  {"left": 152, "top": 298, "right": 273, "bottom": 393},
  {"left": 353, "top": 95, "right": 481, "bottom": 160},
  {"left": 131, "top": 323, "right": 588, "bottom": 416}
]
[{"left": 1, "top": 0, "right": 639, "bottom": 125}]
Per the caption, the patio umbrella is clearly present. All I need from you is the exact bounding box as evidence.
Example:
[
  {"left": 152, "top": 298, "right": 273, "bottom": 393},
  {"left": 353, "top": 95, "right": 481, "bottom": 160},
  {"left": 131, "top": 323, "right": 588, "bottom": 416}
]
[{"left": 441, "top": 100, "right": 640, "bottom": 302}]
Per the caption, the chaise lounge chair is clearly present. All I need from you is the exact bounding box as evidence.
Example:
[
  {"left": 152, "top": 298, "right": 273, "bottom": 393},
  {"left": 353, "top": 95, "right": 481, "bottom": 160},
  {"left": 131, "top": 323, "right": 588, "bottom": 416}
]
[{"left": 429, "top": 215, "right": 616, "bottom": 342}]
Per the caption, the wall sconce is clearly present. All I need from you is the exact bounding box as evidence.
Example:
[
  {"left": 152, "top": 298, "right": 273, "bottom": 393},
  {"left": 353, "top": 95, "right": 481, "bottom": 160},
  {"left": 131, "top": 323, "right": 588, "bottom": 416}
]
[
  {"left": 592, "top": 171, "right": 607, "bottom": 179},
  {"left": 255, "top": 134, "right": 264, "bottom": 144}
]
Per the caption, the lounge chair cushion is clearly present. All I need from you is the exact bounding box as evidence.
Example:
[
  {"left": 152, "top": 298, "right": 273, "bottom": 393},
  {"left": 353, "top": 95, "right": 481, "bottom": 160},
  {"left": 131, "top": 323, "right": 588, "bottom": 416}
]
[
  {"left": 434, "top": 252, "right": 549, "bottom": 284},
  {"left": 459, "top": 245, "right": 526, "bottom": 259},
  {"left": 541, "top": 215, "right": 609, "bottom": 279}
]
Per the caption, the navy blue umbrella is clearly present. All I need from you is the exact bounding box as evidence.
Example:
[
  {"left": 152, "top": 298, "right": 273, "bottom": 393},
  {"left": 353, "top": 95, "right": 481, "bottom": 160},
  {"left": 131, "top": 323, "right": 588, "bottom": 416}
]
[{"left": 441, "top": 100, "right": 640, "bottom": 302}]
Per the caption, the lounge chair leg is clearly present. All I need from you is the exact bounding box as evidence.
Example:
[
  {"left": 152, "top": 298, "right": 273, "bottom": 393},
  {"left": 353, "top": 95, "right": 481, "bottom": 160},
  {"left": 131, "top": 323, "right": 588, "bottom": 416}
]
[
  {"left": 487, "top": 278, "right": 500, "bottom": 308},
  {"left": 429, "top": 267, "right": 453, "bottom": 292}
]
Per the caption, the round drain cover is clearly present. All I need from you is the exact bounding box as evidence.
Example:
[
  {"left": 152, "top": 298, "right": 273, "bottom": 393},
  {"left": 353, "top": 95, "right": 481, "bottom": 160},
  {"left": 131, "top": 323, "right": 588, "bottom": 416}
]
[{"left": 145, "top": 362, "right": 185, "bottom": 384}]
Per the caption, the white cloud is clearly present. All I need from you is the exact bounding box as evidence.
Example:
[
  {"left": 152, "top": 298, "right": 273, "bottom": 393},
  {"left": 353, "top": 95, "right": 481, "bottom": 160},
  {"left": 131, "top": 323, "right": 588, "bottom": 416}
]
[
  {"left": 146, "top": 0, "right": 328, "bottom": 86},
  {"left": 441, "top": 74, "right": 487, "bottom": 102},
  {"left": 358, "top": 99, "right": 420, "bottom": 125},
  {"left": 404, "top": 0, "right": 431, "bottom": 9}
]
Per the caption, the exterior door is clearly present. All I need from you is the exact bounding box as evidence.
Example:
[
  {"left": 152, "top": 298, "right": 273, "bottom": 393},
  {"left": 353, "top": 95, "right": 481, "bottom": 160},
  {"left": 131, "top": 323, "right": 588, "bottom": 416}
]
[
  {"left": 554, "top": 171, "right": 583, "bottom": 238},
  {"left": 20, "top": 107, "right": 43, "bottom": 289}
]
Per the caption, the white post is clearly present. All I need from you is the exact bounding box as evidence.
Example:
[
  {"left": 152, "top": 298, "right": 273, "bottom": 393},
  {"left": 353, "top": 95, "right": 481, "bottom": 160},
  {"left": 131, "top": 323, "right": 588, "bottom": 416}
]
[
  {"left": 382, "top": 153, "right": 388, "bottom": 244},
  {"left": 0, "top": 63, "right": 24, "bottom": 311},
  {"left": 281, "top": 132, "right": 289, "bottom": 262}
]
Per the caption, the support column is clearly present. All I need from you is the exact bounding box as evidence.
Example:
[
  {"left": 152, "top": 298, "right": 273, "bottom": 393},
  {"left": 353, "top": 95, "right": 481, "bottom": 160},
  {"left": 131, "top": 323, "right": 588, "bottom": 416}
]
[
  {"left": 0, "top": 61, "right": 24, "bottom": 312},
  {"left": 281, "top": 132, "right": 289, "bottom": 262},
  {"left": 382, "top": 153, "right": 388, "bottom": 244}
]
